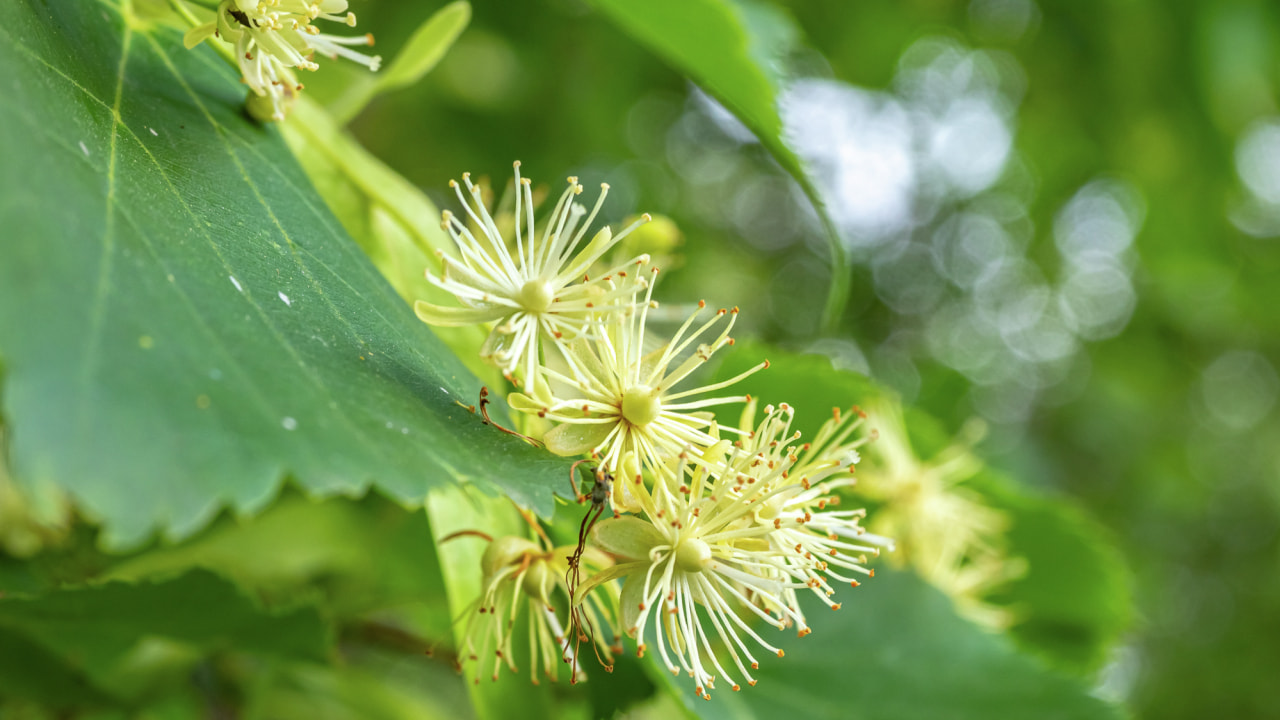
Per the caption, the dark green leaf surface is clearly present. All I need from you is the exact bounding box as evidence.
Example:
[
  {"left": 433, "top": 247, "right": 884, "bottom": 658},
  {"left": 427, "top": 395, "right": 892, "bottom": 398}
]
[
  {"left": 107, "top": 488, "right": 450, "bottom": 621},
  {"left": 589, "top": 0, "right": 851, "bottom": 330},
  {"left": 281, "top": 96, "right": 500, "bottom": 387},
  {"left": 0, "top": 0, "right": 564, "bottom": 548},
  {"left": 710, "top": 341, "right": 885, "bottom": 442},
  {"left": 976, "top": 471, "right": 1133, "bottom": 676},
  {"left": 0, "top": 568, "right": 329, "bottom": 698},
  {"left": 662, "top": 569, "right": 1122, "bottom": 720},
  {"left": 0, "top": 625, "right": 111, "bottom": 706}
]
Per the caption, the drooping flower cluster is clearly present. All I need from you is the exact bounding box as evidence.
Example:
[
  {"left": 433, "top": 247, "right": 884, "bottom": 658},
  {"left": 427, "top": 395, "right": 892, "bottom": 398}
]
[
  {"left": 455, "top": 533, "right": 621, "bottom": 685},
  {"left": 182, "top": 0, "right": 381, "bottom": 122},
  {"left": 583, "top": 404, "right": 888, "bottom": 697},
  {"left": 416, "top": 164, "right": 889, "bottom": 697}
]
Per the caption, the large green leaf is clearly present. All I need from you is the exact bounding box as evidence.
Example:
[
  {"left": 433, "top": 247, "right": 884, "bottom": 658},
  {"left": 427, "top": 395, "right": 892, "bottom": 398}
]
[
  {"left": 0, "top": 625, "right": 112, "bottom": 707},
  {"left": 589, "top": 0, "right": 851, "bottom": 331},
  {"left": 105, "top": 488, "right": 451, "bottom": 621},
  {"left": 658, "top": 569, "right": 1123, "bottom": 720},
  {"left": 0, "top": 568, "right": 329, "bottom": 703},
  {"left": 281, "top": 95, "right": 499, "bottom": 387},
  {"left": 0, "top": 0, "right": 565, "bottom": 549},
  {"left": 248, "top": 662, "right": 470, "bottom": 720}
]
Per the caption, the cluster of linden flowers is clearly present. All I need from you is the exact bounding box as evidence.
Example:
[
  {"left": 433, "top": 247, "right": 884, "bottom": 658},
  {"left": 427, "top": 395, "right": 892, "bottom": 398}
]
[
  {"left": 858, "top": 400, "right": 1026, "bottom": 629},
  {"left": 416, "top": 163, "right": 892, "bottom": 698},
  {"left": 182, "top": 0, "right": 381, "bottom": 121}
]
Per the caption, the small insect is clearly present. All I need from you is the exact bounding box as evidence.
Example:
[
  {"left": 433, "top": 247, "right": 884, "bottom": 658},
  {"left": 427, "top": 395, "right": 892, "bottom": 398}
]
[
  {"left": 563, "top": 459, "right": 615, "bottom": 680},
  {"left": 470, "top": 386, "right": 543, "bottom": 448},
  {"left": 567, "top": 459, "right": 613, "bottom": 572},
  {"left": 227, "top": 8, "right": 252, "bottom": 27}
]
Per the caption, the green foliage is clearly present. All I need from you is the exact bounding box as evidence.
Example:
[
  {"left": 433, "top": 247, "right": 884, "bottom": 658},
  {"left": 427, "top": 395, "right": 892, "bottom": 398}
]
[
  {"left": 326, "top": 2, "right": 472, "bottom": 124},
  {"left": 976, "top": 470, "right": 1133, "bottom": 676},
  {"left": 280, "top": 94, "right": 500, "bottom": 385},
  {"left": 0, "top": 569, "right": 329, "bottom": 705},
  {"left": 0, "top": 0, "right": 565, "bottom": 549},
  {"left": 659, "top": 570, "right": 1122, "bottom": 720},
  {"left": 248, "top": 661, "right": 472, "bottom": 720},
  {"left": 714, "top": 343, "right": 1131, "bottom": 677},
  {"left": 711, "top": 340, "right": 885, "bottom": 440},
  {"left": 0, "top": 0, "right": 1165, "bottom": 717},
  {"left": 0, "top": 627, "right": 111, "bottom": 708},
  {"left": 589, "top": 0, "right": 850, "bottom": 330},
  {"left": 105, "top": 488, "right": 450, "bottom": 621}
]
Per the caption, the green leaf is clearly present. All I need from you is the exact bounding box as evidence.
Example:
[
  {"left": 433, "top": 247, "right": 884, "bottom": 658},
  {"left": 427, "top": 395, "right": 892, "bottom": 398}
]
[
  {"left": 0, "top": 0, "right": 565, "bottom": 549},
  {"left": 0, "top": 569, "right": 330, "bottom": 701},
  {"left": 371, "top": 3, "right": 471, "bottom": 97},
  {"left": 249, "top": 662, "right": 470, "bottom": 720},
  {"left": 973, "top": 470, "right": 1133, "bottom": 676},
  {"left": 280, "top": 96, "right": 499, "bottom": 387},
  {"left": 709, "top": 340, "right": 886, "bottom": 442},
  {"left": 713, "top": 342, "right": 1131, "bottom": 675},
  {"left": 659, "top": 569, "right": 1123, "bottom": 720},
  {"left": 327, "top": 1, "right": 472, "bottom": 124},
  {"left": 0, "top": 625, "right": 112, "bottom": 707},
  {"left": 105, "top": 488, "right": 451, "bottom": 621},
  {"left": 589, "top": 0, "right": 851, "bottom": 331}
]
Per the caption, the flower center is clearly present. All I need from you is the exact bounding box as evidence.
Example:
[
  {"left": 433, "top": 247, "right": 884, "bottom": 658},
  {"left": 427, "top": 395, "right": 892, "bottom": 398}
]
[
  {"left": 517, "top": 279, "right": 554, "bottom": 314},
  {"left": 674, "top": 537, "right": 712, "bottom": 573},
  {"left": 621, "top": 385, "right": 662, "bottom": 426}
]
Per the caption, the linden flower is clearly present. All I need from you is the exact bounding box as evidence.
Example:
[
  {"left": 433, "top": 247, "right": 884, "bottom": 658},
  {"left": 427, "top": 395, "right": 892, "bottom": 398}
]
[
  {"left": 184, "top": 0, "right": 381, "bottom": 122},
  {"left": 458, "top": 535, "right": 621, "bottom": 685},
  {"left": 722, "top": 403, "right": 891, "bottom": 633},
  {"left": 415, "top": 163, "right": 652, "bottom": 391},
  {"left": 507, "top": 280, "right": 768, "bottom": 496},
  {"left": 857, "top": 398, "right": 1024, "bottom": 628},
  {"left": 580, "top": 446, "right": 880, "bottom": 699}
]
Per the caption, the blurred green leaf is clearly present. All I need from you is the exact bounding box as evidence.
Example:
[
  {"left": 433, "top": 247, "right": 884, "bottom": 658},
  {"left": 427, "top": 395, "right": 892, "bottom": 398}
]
[
  {"left": 584, "top": 652, "right": 658, "bottom": 719},
  {"left": 249, "top": 661, "right": 470, "bottom": 720},
  {"left": 106, "top": 489, "right": 450, "bottom": 621},
  {"left": 372, "top": 2, "right": 471, "bottom": 98},
  {"left": 0, "top": 0, "right": 564, "bottom": 548},
  {"left": 0, "top": 626, "right": 111, "bottom": 707},
  {"left": 589, "top": 0, "right": 851, "bottom": 330},
  {"left": 328, "top": 1, "right": 472, "bottom": 124},
  {"left": 659, "top": 569, "right": 1123, "bottom": 720},
  {"left": 710, "top": 340, "right": 886, "bottom": 441},
  {"left": 974, "top": 471, "right": 1133, "bottom": 676},
  {"left": 0, "top": 569, "right": 329, "bottom": 701}
]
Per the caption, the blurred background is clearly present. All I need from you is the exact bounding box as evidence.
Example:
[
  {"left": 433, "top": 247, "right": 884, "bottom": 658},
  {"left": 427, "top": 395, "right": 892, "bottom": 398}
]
[{"left": 312, "top": 0, "right": 1280, "bottom": 716}]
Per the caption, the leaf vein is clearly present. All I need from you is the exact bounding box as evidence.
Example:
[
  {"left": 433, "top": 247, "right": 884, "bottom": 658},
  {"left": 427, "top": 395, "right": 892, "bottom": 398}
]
[
  {"left": 75, "top": 24, "right": 133, "bottom": 442},
  {"left": 138, "top": 33, "right": 410, "bottom": 466}
]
